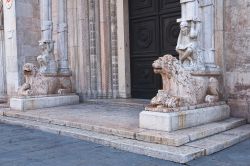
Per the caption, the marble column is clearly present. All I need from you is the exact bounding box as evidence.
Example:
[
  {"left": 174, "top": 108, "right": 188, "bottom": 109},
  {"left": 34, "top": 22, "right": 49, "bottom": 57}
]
[
  {"left": 0, "top": 2, "right": 7, "bottom": 102},
  {"left": 39, "top": 0, "right": 57, "bottom": 74},
  {"left": 0, "top": 29, "right": 6, "bottom": 102},
  {"left": 57, "top": 0, "right": 70, "bottom": 75},
  {"left": 199, "top": 0, "right": 217, "bottom": 70},
  {"left": 110, "top": 0, "right": 119, "bottom": 98}
]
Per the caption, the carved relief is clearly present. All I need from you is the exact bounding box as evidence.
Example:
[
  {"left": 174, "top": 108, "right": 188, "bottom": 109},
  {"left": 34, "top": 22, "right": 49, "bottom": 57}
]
[{"left": 176, "top": 20, "right": 203, "bottom": 69}]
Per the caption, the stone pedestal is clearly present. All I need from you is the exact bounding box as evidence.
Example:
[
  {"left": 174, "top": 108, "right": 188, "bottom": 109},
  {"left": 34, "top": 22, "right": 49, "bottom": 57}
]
[
  {"left": 140, "top": 104, "right": 230, "bottom": 132},
  {"left": 10, "top": 94, "right": 79, "bottom": 111}
]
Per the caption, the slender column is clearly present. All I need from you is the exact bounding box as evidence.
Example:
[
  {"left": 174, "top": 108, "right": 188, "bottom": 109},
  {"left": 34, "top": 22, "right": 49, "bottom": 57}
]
[
  {"left": 39, "top": 0, "right": 57, "bottom": 74},
  {"left": 110, "top": 0, "right": 119, "bottom": 98},
  {"left": 0, "top": 1, "right": 7, "bottom": 102},
  {"left": 0, "top": 29, "right": 7, "bottom": 101},
  {"left": 199, "top": 0, "right": 217, "bottom": 70},
  {"left": 88, "top": 0, "right": 98, "bottom": 97},
  {"left": 58, "top": 0, "right": 70, "bottom": 74},
  {"left": 40, "top": 0, "right": 52, "bottom": 41}
]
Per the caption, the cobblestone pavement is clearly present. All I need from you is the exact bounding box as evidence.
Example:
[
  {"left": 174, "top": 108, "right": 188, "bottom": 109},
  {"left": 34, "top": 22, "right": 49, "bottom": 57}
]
[{"left": 0, "top": 123, "right": 249, "bottom": 166}]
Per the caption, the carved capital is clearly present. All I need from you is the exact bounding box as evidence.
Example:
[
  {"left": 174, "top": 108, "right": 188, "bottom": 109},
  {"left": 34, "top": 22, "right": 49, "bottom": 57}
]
[{"left": 199, "top": 0, "right": 214, "bottom": 7}]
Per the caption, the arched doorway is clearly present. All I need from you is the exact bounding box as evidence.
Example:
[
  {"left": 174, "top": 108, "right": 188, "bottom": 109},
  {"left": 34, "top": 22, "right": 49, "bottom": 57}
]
[{"left": 129, "top": 0, "right": 181, "bottom": 99}]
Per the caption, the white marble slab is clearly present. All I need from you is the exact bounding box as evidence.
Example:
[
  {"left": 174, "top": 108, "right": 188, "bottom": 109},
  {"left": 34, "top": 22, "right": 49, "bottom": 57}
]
[
  {"left": 10, "top": 94, "right": 79, "bottom": 111},
  {"left": 140, "top": 105, "right": 230, "bottom": 132}
]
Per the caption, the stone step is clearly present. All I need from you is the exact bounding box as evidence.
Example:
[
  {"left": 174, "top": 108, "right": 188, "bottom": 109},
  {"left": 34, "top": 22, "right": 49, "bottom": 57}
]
[
  {"left": 186, "top": 125, "right": 250, "bottom": 155},
  {"left": 0, "top": 103, "right": 8, "bottom": 108},
  {"left": 0, "top": 115, "right": 204, "bottom": 163},
  {"left": 137, "top": 118, "right": 246, "bottom": 146},
  {"left": 1, "top": 110, "right": 246, "bottom": 146},
  {"left": 0, "top": 115, "right": 250, "bottom": 163},
  {"left": 86, "top": 99, "right": 149, "bottom": 109}
]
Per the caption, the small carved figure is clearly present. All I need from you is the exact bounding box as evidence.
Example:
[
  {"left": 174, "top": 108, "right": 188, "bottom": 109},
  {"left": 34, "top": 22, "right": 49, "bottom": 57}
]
[
  {"left": 176, "top": 20, "right": 199, "bottom": 66},
  {"left": 18, "top": 63, "right": 72, "bottom": 96},
  {"left": 37, "top": 41, "right": 55, "bottom": 73}
]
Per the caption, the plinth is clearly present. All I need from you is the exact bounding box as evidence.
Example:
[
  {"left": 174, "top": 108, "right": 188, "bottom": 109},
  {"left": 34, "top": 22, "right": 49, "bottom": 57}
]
[
  {"left": 140, "top": 103, "right": 230, "bottom": 132},
  {"left": 10, "top": 94, "right": 79, "bottom": 111}
]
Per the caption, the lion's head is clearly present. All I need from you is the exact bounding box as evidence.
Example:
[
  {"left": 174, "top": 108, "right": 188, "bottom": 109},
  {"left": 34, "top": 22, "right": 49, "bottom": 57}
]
[
  {"left": 152, "top": 54, "right": 178, "bottom": 77},
  {"left": 23, "top": 63, "right": 38, "bottom": 77}
]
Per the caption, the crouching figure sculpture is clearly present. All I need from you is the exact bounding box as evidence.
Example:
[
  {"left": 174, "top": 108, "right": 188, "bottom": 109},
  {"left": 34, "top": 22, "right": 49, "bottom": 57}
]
[
  {"left": 150, "top": 54, "right": 219, "bottom": 108},
  {"left": 18, "top": 63, "right": 72, "bottom": 96}
]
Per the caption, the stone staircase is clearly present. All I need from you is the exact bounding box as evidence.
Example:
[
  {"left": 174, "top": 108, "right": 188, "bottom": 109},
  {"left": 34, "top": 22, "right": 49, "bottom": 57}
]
[{"left": 0, "top": 102, "right": 250, "bottom": 163}]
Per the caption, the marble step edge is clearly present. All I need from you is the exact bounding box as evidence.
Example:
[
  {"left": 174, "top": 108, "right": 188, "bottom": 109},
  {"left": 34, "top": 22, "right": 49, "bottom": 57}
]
[
  {"left": 1, "top": 111, "right": 246, "bottom": 147},
  {"left": 85, "top": 99, "right": 149, "bottom": 108},
  {"left": 186, "top": 124, "right": 250, "bottom": 156},
  {"left": 137, "top": 118, "right": 246, "bottom": 146},
  {"left": 0, "top": 115, "right": 250, "bottom": 163},
  {"left": 1, "top": 110, "right": 246, "bottom": 147},
  {"left": 0, "top": 115, "right": 204, "bottom": 164}
]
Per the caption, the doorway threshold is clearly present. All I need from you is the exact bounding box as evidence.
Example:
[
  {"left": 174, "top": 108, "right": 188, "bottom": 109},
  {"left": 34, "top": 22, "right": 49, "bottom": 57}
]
[{"left": 86, "top": 98, "right": 150, "bottom": 108}]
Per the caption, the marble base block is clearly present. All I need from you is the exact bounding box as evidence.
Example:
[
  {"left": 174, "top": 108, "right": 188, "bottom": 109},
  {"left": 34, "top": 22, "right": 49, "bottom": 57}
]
[
  {"left": 10, "top": 94, "right": 79, "bottom": 111},
  {"left": 140, "top": 105, "right": 230, "bottom": 132}
]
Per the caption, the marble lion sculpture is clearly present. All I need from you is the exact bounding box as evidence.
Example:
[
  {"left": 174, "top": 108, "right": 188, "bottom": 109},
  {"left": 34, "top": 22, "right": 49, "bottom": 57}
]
[
  {"left": 150, "top": 54, "right": 219, "bottom": 108},
  {"left": 18, "top": 63, "right": 72, "bottom": 96}
]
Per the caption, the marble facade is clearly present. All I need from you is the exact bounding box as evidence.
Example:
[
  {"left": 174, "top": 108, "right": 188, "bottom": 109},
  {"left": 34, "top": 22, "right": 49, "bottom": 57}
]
[{"left": 0, "top": 0, "right": 249, "bottom": 120}]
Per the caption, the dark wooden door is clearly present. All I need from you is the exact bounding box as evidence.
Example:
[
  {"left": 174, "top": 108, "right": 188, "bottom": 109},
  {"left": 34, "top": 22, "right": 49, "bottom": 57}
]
[{"left": 129, "top": 0, "right": 181, "bottom": 99}]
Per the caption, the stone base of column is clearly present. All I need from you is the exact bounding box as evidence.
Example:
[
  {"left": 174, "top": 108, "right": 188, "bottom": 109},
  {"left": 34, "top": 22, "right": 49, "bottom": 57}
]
[
  {"left": 10, "top": 94, "right": 79, "bottom": 111},
  {"left": 140, "top": 104, "right": 230, "bottom": 132},
  {"left": 0, "top": 96, "right": 7, "bottom": 103}
]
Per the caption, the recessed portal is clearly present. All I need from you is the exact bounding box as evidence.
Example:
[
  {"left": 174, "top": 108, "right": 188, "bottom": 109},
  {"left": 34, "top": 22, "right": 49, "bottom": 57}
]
[{"left": 129, "top": 0, "right": 181, "bottom": 99}]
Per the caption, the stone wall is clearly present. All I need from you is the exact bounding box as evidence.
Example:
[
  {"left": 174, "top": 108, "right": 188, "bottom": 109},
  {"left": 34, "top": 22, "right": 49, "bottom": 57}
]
[
  {"left": 224, "top": 0, "right": 250, "bottom": 122},
  {"left": 3, "top": 0, "right": 40, "bottom": 96},
  {"left": 16, "top": 0, "right": 41, "bottom": 82}
]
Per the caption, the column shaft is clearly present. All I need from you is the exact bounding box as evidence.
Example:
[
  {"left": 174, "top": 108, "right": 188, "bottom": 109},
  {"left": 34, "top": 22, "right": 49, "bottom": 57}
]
[
  {"left": 39, "top": 0, "right": 57, "bottom": 74},
  {"left": 58, "top": 0, "right": 70, "bottom": 74}
]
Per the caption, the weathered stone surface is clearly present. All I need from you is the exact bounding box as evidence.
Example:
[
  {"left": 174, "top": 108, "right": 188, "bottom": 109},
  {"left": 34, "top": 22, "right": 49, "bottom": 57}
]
[
  {"left": 224, "top": 0, "right": 250, "bottom": 121},
  {"left": 149, "top": 55, "right": 215, "bottom": 109},
  {"left": 140, "top": 105, "right": 230, "bottom": 132},
  {"left": 187, "top": 125, "right": 250, "bottom": 155},
  {"left": 173, "top": 118, "right": 246, "bottom": 142},
  {"left": 2, "top": 103, "right": 244, "bottom": 147},
  {"left": 136, "top": 130, "right": 190, "bottom": 147},
  {"left": 0, "top": 112, "right": 249, "bottom": 164},
  {"left": 0, "top": 115, "right": 205, "bottom": 164},
  {"left": 10, "top": 95, "right": 79, "bottom": 111},
  {"left": 17, "top": 63, "right": 72, "bottom": 96}
]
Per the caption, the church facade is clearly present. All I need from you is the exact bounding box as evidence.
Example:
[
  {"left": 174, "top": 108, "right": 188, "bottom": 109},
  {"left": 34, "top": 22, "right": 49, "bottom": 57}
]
[{"left": 0, "top": 0, "right": 250, "bottom": 121}]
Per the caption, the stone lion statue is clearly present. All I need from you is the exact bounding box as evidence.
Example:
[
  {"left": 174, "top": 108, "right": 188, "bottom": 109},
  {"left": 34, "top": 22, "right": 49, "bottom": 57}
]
[
  {"left": 18, "top": 63, "right": 72, "bottom": 96},
  {"left": 150, "top": 54, "right": 219, "bottom": 108}
]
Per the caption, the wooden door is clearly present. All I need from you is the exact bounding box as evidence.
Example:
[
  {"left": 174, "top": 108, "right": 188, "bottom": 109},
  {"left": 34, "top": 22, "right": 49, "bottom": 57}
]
[{"left": 129, "top": 0, "right": 181, "bottom": 99}]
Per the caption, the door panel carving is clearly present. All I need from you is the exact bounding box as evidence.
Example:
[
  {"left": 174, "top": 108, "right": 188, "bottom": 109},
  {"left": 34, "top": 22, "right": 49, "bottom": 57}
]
[{"left": 129, "top": 0, "right": 181, "bottom": 99}]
